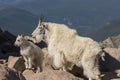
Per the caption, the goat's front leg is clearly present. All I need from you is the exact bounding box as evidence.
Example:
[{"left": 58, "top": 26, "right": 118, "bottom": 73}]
[
  {"left": 28, "top": 57, "right": 32, "bottom": 69},
  {"left": 23, "top": 56, "right": 29, "bottom": 69},
  {"left": 36, "top": 66, "right": 41, "bottom": 73}
]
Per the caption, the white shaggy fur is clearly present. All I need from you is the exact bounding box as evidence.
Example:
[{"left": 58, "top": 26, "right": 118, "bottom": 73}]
[
  {"left": 14, "top": 35, "right": 44, "bottom": 73},
  {"left": 31, "top": 21, "right": 103, "bottom": 80}
]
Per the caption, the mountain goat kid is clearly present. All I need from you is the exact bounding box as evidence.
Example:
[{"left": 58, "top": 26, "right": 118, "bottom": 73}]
[{"left": 14, "top": 35, "right": 44, "bottom": 73}]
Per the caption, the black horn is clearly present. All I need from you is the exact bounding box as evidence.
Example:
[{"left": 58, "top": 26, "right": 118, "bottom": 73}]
[{"left": 39, "top": 14, "right": 44, "bottom": 25}]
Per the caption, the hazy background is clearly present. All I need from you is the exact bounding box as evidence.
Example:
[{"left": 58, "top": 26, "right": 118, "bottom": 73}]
[{"left": 0, "top": 0, "right": 120, "bottom": 41}]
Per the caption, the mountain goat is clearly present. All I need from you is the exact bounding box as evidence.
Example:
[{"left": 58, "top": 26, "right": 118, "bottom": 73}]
[
  {"left": 14, "top": 35, "right": 44, "bottom": 73},
  {"left": 27, "top": 20, "right": 104, "bottom": 80}
]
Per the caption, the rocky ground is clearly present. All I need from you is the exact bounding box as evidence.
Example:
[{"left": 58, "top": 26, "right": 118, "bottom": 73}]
[{"left": 0, "top": 28, "right": 120, "bottom": 80}]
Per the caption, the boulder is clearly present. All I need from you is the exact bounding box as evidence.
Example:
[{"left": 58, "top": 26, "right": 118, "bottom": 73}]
[
  {"left": 0, "top": 28, "right": 2, "bottom": 33},
  {"left": 99, "top": 48, "right": 120, "bottom": 76},
  {"left": 43, "top": 55, "right": 54, "bottom": 71},
  {"left": 0, "top": 59, "right": 6, "bottom": 64},
  {"left": 22, "top": 69, "right": 35, "bottom": 76},
  {"left": 0, "top": 30, "right": 19, "bottom": 59},
  {"left": 99, "top": 34, "right": 120, "bottom": 48},
  {"left": 104, "top": 48, "right": 120, "bottom": 61},
  {"left": 68, "top": 65, "right": 83, "bottom": 77},
  {"left": 102, "top": 72, "right": 120, "bottom": 80},
  {"left": 8, "top": 56, "right": 25, "bottom": 72},
  {"left": 23, "top": 70, "right": 81, "bottom": 80},
  {"left": 0, "top": 64, "right": 25, "bottom": 80},
  {"left": 0, "top": 30, "right": 16, "bottom": 44}
]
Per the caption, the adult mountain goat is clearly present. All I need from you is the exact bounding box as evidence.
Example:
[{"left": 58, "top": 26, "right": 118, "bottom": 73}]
[
  {"left": 14, "top": 35, "right": 44, "bottom": 73},
  {"left": 28, "top": 20, "right": 104, "bottom": 80}
]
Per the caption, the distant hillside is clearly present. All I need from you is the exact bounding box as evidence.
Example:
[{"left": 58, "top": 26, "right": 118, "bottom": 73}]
[
  {"left": 89, "top": 19, "right": 120, "bottom": 41},
  {"left": 1, "top": 0, "right": 120, "bottom": 27},
  {"left": 0, "top": 8, "right": 38, "bottom": 35},
  {"left": 0, "top": 8, "right": 120, "bottom": 41}
]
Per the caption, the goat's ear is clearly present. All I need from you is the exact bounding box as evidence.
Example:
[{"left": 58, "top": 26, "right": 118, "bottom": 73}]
[
  {"left": 38, "top": 19, "right": 41, "bottom": 25},
  {"left": 20, "top": 34, "right": 25, "bottom": 37},
  {"left": 38, "top": 18, "right": 43, "bottom": 26},
  {"left": 17, "top": 35, "right": 20, "bottom": 38}
]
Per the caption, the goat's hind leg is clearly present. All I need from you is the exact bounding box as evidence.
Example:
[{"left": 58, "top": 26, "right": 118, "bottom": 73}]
[{"left": 82, "top": 54, "right": 101, "bottom": 80}]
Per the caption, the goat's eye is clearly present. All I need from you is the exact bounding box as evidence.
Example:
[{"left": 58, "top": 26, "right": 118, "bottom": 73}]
[{"left": 17, "top": 40, "right": 20, "bottom": 42}]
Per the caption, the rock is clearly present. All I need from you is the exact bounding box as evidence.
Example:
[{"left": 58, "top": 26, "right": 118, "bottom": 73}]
[
  {"left": 111, "top": 79, "right": 120, "bottom": 80},
  {"left": 43, "top": 54, "right": 54, "bottom": 71},
  {"left": 0, "top": 64, "right": 25, "bottom": 80},
  {"left": 99, "top": 34, "right": 120, "bottom": 48},
  {"left": 0, "top": 51, "right": 20, "bottom": 59},
  {"left": 37, "top": 40, "right": 47, "bottom": 48},
  {"left": 115, "top": 69, "right": 120, "bottom": 77},
  {"left": 0, "top": 28, "right": 2, "bottom": 33},
  {"left": 42, "top": 48, "right": 49, "bottom": 58},
  {"left": 8, "top": 56, "right": 25, "bottom": 72},
  {"left": 68, "top": 65, "right": 83, "bottom": 77},
  {"left": 23, "top": 70, "right": 81, "bottom": 80},
  {"left": 0, "top": 59, "right": 6, "bottom": 64},
  {"left": 99, "top": 37, "right": 115, "bottom": 48},
  {"left": 0, "top": 43, "right": 19, "bottom": 53},
  {"left": 99, "top": 48, "right": 120, "bottom": 76},
  {"left": 39, "top": 49, "right": 54, "bottom": 71},
  {"left": 102, "top": 72, "right": 120, "bottom": 80},
  {"left": 104, "top": 48, "right": 120, "bottom": 61},
  {"left": 0, "top": 30, "right": 19, "bottom": 59},
  {"left": 0, "top": 30, "right": 16, "bottom": 44}
]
